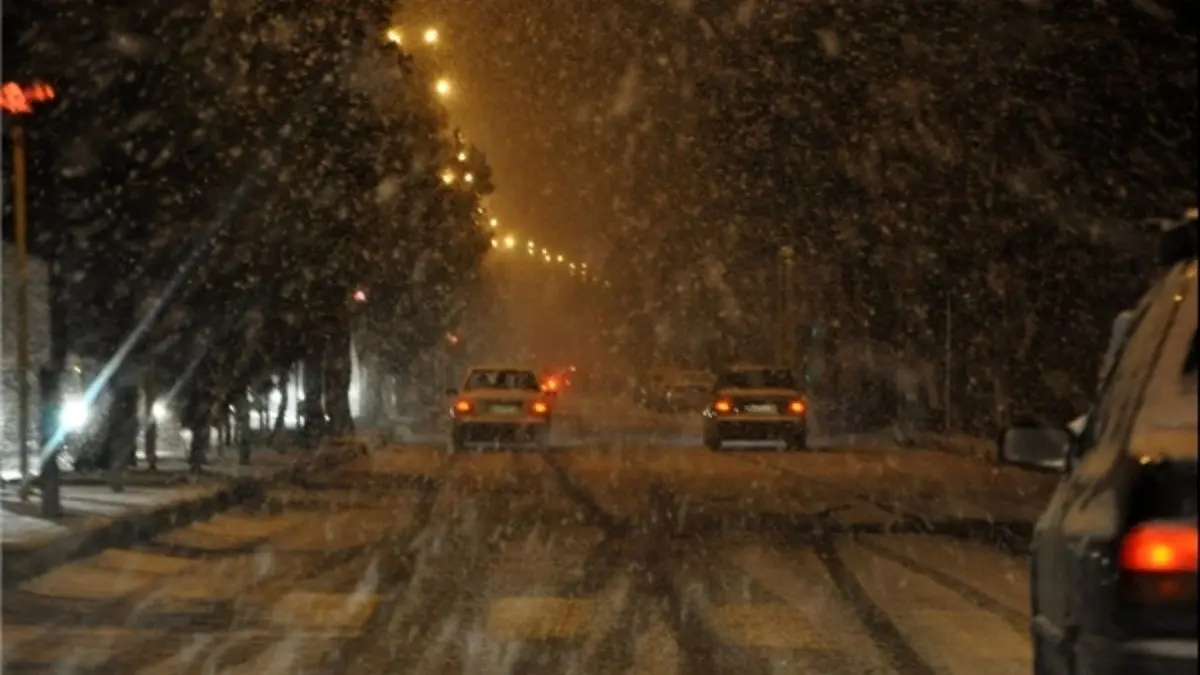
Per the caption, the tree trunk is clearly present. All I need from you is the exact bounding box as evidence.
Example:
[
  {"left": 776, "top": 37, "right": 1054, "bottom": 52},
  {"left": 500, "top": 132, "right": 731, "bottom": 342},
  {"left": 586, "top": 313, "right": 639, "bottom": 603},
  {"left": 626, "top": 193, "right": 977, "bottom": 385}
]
[
  {"left": 301, "top": 342, "right": 327, "bottom": 441},
  {"left": 271, "top": 369, "right": 289, "bottom": 444},
  {"left": 324, "top": 320, "right": 354, "bottom": 436},
  {"left": 102, "top": 368, "right": 140, "bottom": 481},
  {"left": 234, "top": 392, "right": 251, "bottom": 465}
]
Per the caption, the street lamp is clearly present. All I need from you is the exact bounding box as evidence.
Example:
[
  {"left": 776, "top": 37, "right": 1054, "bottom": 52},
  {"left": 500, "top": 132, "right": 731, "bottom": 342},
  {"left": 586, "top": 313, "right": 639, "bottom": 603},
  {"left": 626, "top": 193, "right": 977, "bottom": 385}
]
[
  {"left": 423, "top": 28, "right": 440, "bottom": 45},
  {"left": 503, "top": 235, "right": 516, "bottom": 249},
  {"left": 2, "top": 80, "right": 56, "bottom": 487},
  {"left": 457, "top": 151, "right": 468, "bottom": 161},
  {"left": 489, "top": 217, "right": 499, "bottom": 228},
  {"left": 434, "top": 78, "right": 452, "bottom": 97},
  {"left": 386, "top": 28, "right": 402, "bottom": 45},
  {"left": 441, "top": 169, "right": 456, "bottom": 184},
  {"left": 463, "top": 172, "right": 474, "bottom": 184}
]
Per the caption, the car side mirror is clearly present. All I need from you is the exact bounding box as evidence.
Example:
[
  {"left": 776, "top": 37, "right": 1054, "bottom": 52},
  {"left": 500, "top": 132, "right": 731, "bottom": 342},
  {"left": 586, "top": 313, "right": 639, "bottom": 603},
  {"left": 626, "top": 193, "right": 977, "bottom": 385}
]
[
  {"left": 996, "top": 421, "right": 1072, "bottom": 473},
  {"left": 444, "top": 388, "right": 457, "bottom": 397}
]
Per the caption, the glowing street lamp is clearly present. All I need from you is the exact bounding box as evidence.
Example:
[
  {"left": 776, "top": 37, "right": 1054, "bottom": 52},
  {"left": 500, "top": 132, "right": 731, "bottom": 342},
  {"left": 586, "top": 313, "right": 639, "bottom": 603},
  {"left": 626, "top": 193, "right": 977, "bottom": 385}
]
[
  {"left": 503, "top": 235, "right": 516, "bottom": 249},
  {"left": 434, "top": 78, "right": 452, "bottom": 97},
  {"left": 3, "top": 79, "right": 56, "bottom": 490},
  {"left": 489, "top": 217, "right": 499, "bottom": 228},
  {"left": 386, "top": 28, "right": 403, "bottom": 45},
  {"left": 423, "top": 28, "right": 440, "bottom": 45},
  {"left": 556, "top": 254, "right": 564, "bottom": 263},
  {"left": 463, "top": 172, "right": 475, "bottom": 184},
  {"left": 457, "top": 151, "right": 468, "bottom": 161},
  {"left": 441, "top": 169, "right": 456, "bottom": 185}
]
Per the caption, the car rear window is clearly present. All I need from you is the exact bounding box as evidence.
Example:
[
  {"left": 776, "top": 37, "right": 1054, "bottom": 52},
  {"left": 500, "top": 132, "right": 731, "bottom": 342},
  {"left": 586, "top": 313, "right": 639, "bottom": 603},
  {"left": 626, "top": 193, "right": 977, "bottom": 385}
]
[
  {"left": 464, "top": 370, "right": 540, "bottom": 391},
  {"left": 716, "top": 369, "right": 796, "bottom": 389}
]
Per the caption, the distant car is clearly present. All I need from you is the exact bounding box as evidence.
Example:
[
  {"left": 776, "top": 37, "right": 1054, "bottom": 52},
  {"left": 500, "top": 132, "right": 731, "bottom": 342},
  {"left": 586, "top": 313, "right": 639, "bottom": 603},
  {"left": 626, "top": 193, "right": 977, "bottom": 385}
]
[
  {"left": 702, "top": 364, "right": 808, "bottom": 450},
  {"left": 996, "top": 215, "right": 1197, "bottom": 675},
  {"left": 447, "top": 366, "right": 553, "bottom": 450}
]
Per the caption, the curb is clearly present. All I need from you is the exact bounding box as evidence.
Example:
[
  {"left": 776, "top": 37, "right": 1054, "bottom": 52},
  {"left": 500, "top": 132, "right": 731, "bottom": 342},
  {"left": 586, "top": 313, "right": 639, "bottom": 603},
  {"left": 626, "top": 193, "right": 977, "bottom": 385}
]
[
  {"left": 900, "top": 433, "right": 997, "bottom": 463},
  {"left": 1, "top": 439, "right": 371, "bottom": 588}
]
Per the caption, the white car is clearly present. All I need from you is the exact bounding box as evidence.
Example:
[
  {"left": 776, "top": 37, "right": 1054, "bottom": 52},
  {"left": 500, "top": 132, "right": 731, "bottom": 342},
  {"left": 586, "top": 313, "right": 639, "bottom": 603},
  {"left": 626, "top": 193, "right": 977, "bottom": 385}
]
[
  {"left": 702, "top": 364, "right": 809, "bottom": 450},
  {"left": 447, "top": 366, "right": 553, "bottom": 450}
]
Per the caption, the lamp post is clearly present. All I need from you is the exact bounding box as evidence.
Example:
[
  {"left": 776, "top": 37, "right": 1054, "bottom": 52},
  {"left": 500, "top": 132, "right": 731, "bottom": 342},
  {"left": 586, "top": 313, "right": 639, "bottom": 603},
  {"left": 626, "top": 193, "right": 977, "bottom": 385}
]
[{"left": 3, "top": 80, "right": 56, "bottom": 492}]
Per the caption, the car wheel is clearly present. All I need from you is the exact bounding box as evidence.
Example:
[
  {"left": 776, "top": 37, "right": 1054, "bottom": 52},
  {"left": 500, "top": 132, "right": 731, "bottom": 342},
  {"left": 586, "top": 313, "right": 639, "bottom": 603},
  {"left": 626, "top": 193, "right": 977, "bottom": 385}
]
[
  {"left": 449, "top": 427, "right": 466, "bottom": 453},
  {"left": 785, "top": 432, "right": 808, "bottom": 451},
  {"left": 703, "top": 430, "right": 722, "bottom": 451}
]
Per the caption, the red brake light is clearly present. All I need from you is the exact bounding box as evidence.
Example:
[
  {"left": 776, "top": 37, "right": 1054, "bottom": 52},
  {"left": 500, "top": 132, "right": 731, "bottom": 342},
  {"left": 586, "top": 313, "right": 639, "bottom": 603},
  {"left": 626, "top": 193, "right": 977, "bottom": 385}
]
[
  {"left": 713, "top": 399, "right": 733, "bottom": 414},
  {"left": 453, "top": 400, "right": 473, "bottom": 415},
  {"left": 1120, "top": 522, "right": 1198, "bottom": 573},
  {"left": 531, "top": 401, "right": 549, "bottom": 415},
  {"left": 788, "top": 399, "right": 806, "bottom": 415}
]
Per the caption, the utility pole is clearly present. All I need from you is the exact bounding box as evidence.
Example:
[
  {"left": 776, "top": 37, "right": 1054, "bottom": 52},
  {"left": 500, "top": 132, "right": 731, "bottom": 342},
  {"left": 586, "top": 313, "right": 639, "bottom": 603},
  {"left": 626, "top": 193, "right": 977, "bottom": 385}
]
[
  {"left": 778, "top": 245, "right": 796, "bottom": 368},
  {"left": 944, "top": 295, "right": 952, "bottom": 431},
  {"left": 12, "top": 124, "right": 31, "bottom": 483},
  {"left": 4, "top": 80, "right": 58, "bottom": 511}
]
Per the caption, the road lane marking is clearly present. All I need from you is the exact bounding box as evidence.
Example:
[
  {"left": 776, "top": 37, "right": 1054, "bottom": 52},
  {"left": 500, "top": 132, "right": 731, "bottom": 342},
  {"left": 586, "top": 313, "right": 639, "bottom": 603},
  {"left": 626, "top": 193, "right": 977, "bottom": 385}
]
[
  {"left": 153, "top": 513, "right": 306, "bottom": 550},
  {"left": 487, "top": 597, "right": 593, "bottom": 640},
  {"left": 187, "top": 513, "right": 306, "bottom": 541},
  {"left": 140, "top": 558, "right": 262, "bottom": 606},
  {"left": 266, "top": 510, "right": 398, "bottom": 552},
  {"left": 19, "top": 563, "right": 160, "bottom": 599},
  {"left": 88, "top": 548, "right": 196, "bottom": 575},
  {"left": 268, "top": 591, "right": 380, "bottom": 633},
  {"left": 710, "top": 603, "right": 826, "bottom": 649}
]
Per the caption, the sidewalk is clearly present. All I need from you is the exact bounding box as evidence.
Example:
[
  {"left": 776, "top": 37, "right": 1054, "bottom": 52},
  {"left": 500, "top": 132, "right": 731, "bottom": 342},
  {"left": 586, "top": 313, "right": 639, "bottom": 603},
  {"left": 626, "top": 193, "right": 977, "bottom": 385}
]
[{"left": 1, "top": 437, "right": 371, "bottom": 585}]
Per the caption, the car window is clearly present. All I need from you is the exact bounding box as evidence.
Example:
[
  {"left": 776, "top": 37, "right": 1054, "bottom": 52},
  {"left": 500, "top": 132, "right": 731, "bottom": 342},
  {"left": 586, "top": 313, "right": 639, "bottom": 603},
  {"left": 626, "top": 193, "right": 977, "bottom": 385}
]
[
  {"left": 1074, "top": 266, "right": 1190, "bottom": 472},
  {"left": 715, "top": 369, "right": 796, "bottom": 389},
  {"left": 463, "top": 370, "right": 540, "bottom": 391},
  {"left": 1130, "top": 263, "right": 1198, "bottom": 459}
]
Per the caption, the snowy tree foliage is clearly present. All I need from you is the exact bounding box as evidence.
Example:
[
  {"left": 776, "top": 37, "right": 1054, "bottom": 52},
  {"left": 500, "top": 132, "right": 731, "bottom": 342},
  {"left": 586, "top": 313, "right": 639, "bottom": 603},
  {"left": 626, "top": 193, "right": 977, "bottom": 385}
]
[{"left": 7, "top": 0, "right": 492, "bottom": 452}]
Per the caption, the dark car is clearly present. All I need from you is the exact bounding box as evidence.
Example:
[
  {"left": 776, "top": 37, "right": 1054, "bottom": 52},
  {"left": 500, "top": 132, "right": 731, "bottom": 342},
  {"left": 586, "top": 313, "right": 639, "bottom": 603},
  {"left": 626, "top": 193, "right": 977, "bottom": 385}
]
[{"left": 996, "top": 218, "right": 1197, "bottom": 675}]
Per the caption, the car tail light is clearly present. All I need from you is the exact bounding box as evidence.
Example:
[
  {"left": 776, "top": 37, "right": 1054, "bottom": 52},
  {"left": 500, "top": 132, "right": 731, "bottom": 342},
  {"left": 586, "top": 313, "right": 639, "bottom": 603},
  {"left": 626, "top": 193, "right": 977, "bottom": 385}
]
[
  {"left": 543, "top": 377, "right": 560, "bottom": 392},
  {"left": 1120, "top": 522, "right": 1198, "bottom": 573},
  {"left": 713, "top": 398, "right": 733, "bottom": 414},
  {"left": 788, "top": 399, "right": 806, "bottom": 415},
  {"left": 453, "top": 399, "right": 473, "bottom": 415},
  {"left": 531, "top": 400, "right": 550, "bottom": 415},
  {"left": 1119, "top": 521, "right": 1198, "bottom": 607}
]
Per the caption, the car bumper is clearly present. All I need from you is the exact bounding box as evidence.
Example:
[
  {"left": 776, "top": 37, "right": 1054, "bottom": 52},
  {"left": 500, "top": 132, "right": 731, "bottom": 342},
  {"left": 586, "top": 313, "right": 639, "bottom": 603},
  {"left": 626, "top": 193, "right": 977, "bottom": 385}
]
[
  {"left": 453, "top": 418, "right": 549, "bottom": 440},
  {"left": 1118, "top": 639, "right": 1198, "bottom": 675},
  {"left": 710, "top": 417, "right": 806, "bottom": 440}
]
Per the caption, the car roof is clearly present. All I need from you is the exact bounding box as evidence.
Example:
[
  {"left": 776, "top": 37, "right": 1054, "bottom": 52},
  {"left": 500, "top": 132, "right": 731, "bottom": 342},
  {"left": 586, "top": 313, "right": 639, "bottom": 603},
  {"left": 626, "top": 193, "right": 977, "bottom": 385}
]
[
  {"left": 724, "top": 363, "right": 789, "bottom": 372},
  {"left": 466, "top": 365, "right": 538, "bottom": 374}
]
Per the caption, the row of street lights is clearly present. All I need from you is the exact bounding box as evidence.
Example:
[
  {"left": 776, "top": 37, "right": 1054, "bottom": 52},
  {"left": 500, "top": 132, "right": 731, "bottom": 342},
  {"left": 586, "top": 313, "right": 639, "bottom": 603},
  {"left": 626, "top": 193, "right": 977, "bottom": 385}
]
[
  {"left": 383, "top": 25, "right": 601, "bottom": 286},
  {"left": 385, "top": 25, "right": 454, "bottom": 100},
  {"left": 486, "top": 225, "right": 605, "bottom": 285}
]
